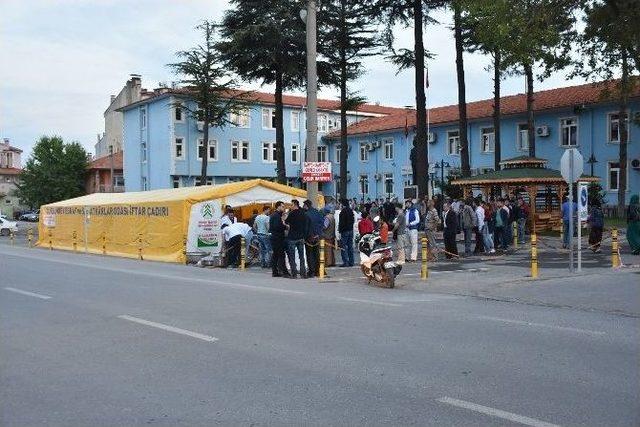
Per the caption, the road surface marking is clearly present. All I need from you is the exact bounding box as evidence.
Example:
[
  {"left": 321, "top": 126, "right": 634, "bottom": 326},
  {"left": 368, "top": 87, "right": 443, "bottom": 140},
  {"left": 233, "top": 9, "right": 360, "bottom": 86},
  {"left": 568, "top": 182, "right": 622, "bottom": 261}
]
[
  {"left": 477, "top": 316, "right": 606, "bottom": 336},
  {"left": 117, "top": 315, "right": 218, "bottom": 342},
  {"left": 4, "top": 287, "right": 52, "bottom": 300},
  {"left": 437, "top": 397, "right": 560, "bottom": 427},
  {"left": 338, "top": 297, "right": 402, "bottom": 307}
]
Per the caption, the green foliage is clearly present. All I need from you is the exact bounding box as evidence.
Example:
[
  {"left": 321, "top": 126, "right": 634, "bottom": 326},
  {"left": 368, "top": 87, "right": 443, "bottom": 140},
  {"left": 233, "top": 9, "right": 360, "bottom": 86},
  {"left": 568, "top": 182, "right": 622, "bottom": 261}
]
[
  {"left": 16, "top": 136, "right": 88, "bottom": 208},
  {"left": 588, "top": 182, "right": 607, "bottom": 207}
]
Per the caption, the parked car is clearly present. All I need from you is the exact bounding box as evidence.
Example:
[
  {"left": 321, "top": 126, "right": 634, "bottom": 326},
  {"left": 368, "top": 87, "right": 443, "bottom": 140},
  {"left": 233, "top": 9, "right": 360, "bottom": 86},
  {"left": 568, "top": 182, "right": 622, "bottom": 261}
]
[
  {"left": 19, "top": 210, "right": 39, "bottom": 222},
  {"left": 0, "top": 214, "right": 7, "bottom": 220},
  {"left": 0, "top": 217, "right": 18, "bottom": 236}
]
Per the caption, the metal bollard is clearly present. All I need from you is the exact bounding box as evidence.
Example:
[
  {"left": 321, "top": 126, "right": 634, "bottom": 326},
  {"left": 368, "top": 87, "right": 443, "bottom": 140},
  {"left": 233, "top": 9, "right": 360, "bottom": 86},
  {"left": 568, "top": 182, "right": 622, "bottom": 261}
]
[
  {"left": 48, "top": 229, "right": 53, "bottom": 250},
  {"left": 513, "top": 222, "right": 518, "bottom": 248},
  {"left": 72, "top": 231, "right": 78, "bottom": 252},
  {"left": 421, "top": 236, "right": 428, "bottom": 280},
  {"left": 611, "top": 229, "right": 620, "bottom": 268},
  {"left": 138, "top": 233, "right": 143, "bottom": 260},
  {"left": 27, "top": 228, "right": 33, "bottom": 248},
  {"left": 319, "top": 239, "right": 325, "bottom": 279},
  {"left": 182, "top": 234, "right": 187, "bottom": 265},
  {"left": 10, "top": 231, "right": 14, "bottom": 245},
  {"left": 531, "top": 233, "right": 538, "bottom": 279},
  {"left": 102, "top": 232, "right": 106, "bottom": 255},
  {"left": 240, "top": 236, "right": 246, "bottom": 270}
]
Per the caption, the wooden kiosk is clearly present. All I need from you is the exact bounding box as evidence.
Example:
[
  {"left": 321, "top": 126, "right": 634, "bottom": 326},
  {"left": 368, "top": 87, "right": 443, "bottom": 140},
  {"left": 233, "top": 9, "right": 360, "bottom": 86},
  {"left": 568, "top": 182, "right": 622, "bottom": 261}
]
[{"left": 451, "top": 156, "right": 598, "bottom": 232}]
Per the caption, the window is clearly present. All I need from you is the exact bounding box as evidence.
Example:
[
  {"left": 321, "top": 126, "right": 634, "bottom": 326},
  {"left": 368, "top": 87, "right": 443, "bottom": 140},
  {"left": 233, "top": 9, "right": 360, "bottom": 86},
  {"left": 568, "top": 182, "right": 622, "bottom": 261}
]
[
  {"left": 140, "top": 108, "right": 147, "bottom": 129},
  {"left": 291, "top": 111, "right": 300, "bottom": 131},
  {"left": 318, "top": 114, "right": 328, "bottom": 133},
  {"left": 262, "top": 108, "right": 276, "bottom": 129},
  {"left": 383, "top": 139, "right": 394, "bottom": 160},
  {"left": 359, "top": 142, "right": 369, "bottom": 162},
  {"left": 114, "top": 175, "right": 124, "bottom": 187},
  {"left": 141, "top": 141, "right": 147, "bottom": 162},
  {"left": 262, "top": 142, "right": 276, "bottom": 163},
  {"left": 174, "top": 137, "right": 184, "bottom": 159},
  {"left": 172, "top": 176, "right": 181, "bottom": 188},
  {"left": 384, "top": 173, "right": 394, "bottom": 195},
  {"left": 335, "top": 145, "right": 341, "bottom": 163},
  {"left": 232, "top": 140, "right": 250, "bottom": 162},
  {"left": 198, "top": 139, "right": 217, "bottom": 161},
  {"left": 481, "top": 128, "right": 495, "bottom": 153},
  {"left": 447, "top": 130, "right": 460, "bottom": 155},
  {"left": 142, "top": 177, "right": 148, "bottom": 191},
  {"left": 608, "top": 162, "right": 620, "bottom": 191},
  {"left": 560, "top": 117, "right": 578, "bottom": 147},
  {"left": 359, "top": 175, "right": 369, "bottom": 195},
  {"left": 230, "top": 109, "right": 250, "bottom": 128},
  {"left": 517, "top": 124, "right": 529, "bottom": 151},
  {"left": 195, "top": 177, "right": 213, "bottom": 186},
  {"left": 317, "top": 145, "right": 327, "bottom": 162},
  {"left": 174, "top": 104, "right": 183, "bottom": 122},
  {"left": 291, "top": 143, "right": 300, "bottom": 163},
  {"left": 608, "top": 113, "right": 629, "bottom": 143}
]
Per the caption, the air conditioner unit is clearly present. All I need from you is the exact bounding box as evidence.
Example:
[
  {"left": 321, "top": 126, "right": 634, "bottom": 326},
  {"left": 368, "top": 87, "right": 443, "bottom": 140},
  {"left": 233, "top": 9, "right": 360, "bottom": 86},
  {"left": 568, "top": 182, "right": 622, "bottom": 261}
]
[
  {"left": 374, "top": 173, "right": 382, "bottom": 181},
  {"left": 373, "top": 141, "right": 382, "bottom": 148},
  {"left": 427, "top": 131, "right": 437, "bottom": 144},
  {"left": 366, "top": 143, "right": 375, "bottom": 151},
  {"left": 196, "top": 121, "right": 204, "bottom": 131},
  {"left": 536, "top": 125, "right": 549, "bottom": 137},
  {"left": 631, "top": 158, "right": 640, "bottom": 169}
]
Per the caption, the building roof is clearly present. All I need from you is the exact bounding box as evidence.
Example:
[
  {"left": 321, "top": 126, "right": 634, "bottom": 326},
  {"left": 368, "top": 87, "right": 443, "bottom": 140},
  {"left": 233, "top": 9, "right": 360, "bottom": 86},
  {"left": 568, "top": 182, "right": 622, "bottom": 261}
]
[
  {"left": 0, "top": 168, "right": 21, "bottom": 175},
  {"left": 451, "top": 167, "right": 599, "bottom": 186},
  {"left": 117, "top": 87, "right": 405, "bottom": 116},
  {"left": 87, "top": 151, "right": 123, "bottom": 170},
  {"left": 326, "top": 79, "right": 640, "bottom": 138}
]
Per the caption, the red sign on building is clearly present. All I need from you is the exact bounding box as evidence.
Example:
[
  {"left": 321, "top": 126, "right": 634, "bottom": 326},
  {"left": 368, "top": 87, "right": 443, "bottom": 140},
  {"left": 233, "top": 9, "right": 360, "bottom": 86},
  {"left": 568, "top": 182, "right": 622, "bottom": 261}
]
[{"left": 302, "top": 162, "right": 332, "bottom": 182}]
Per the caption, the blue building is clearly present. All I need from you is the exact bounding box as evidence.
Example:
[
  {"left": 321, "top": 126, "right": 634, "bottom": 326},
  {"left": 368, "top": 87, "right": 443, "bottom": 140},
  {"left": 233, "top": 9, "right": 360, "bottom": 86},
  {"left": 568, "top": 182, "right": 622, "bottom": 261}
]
[{"left": 121, "top": 81, "right": 639, "bottom": 204}]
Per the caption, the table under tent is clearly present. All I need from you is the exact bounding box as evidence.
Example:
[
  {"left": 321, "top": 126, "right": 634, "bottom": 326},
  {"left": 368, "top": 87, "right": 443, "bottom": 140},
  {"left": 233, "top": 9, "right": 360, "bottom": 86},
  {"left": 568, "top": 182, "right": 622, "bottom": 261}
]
[
  {"left": 451, "top": 156, "right": 599, "bottom": 232},
  {"left": 38, "top": 179, "right": 313, "bottom": 263}
]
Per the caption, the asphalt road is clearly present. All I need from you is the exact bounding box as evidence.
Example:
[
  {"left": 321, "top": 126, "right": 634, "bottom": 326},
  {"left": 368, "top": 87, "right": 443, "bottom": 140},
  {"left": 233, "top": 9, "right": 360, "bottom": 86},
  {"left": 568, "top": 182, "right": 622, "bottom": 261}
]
[{"left": 1, "top": 245, "right": 639, "bottom": 426}]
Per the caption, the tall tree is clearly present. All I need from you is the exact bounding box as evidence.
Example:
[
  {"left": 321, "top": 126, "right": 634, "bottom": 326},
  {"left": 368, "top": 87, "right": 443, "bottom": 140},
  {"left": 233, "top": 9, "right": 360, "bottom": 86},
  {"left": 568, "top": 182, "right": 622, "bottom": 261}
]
[
  {"left": 575, "top": 0, "right": 640, "bottom": 215},
  {"left": 16, "top": 136, "right": 87, "bottom": 207},
  {"left": 376, "top": 0, "right": 443, "bottom": 198},
  {"left": 318, "top": 0, "right": 382, "bottom": 197},
  {"left": 168, "top": 21, "right": 245, "bottom": 186},
  {"left": 452, "top": 0, "right": 470, "bottom": 177},
  {"left": 218, "top": 0, "right": 307, "bottom": 184}
]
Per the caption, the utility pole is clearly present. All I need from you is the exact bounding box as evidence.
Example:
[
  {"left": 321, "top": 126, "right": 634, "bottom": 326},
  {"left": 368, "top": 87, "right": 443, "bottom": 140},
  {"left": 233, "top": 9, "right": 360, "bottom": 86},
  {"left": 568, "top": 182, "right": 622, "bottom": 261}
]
[{"left": 305, "top": 0, "right": 318, "bottom": 203}]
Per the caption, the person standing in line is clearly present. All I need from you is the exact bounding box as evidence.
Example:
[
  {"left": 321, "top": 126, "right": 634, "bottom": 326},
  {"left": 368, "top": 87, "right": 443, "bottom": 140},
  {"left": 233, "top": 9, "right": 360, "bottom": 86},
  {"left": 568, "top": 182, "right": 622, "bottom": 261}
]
[
  {"left": 303, "top": 200, "right": 323, "bottom": 278},
  {"left": 392, "top": 203, "right": 407, "bottom": 264},
  {"left": 285, "top": 199, "right": 308, "bottom": 279},
  {"left": 376, "top": 213, "right": 389, "bottom": 244},
  {"left": 503, "top": 198, "right": 514, "bottom": 248},
  {"left": 253, "top": 205, "right": 272, "bottom": 268},
  {"left": 442, "top": 202, "right": 459, "bottom": 259},
  {"left": 269, "top": 201, "right": 289, "bottom": 277},
  {"left": 626, "top": 194, "right": 640, "bottom": 255},
  {"left": 587, "top": 200, "right": 604, "bottom": 253},
  {"left": 338, "top": 198, "right": 355, "bottom": 267},
  {"left": 358, "top": 212, "right": 374, "bottom": 236},
  {"left": 405, "top": 199, "right": 420, "bottom": 262},
  {"left": 472, "top": 199, "right": 485, "bottom": 254},
  {"left": 322, "top": 206, "right": 336, "bottom": 267},
  {"left": 561, "top": 195, "right": 577, "bottom": 249},
  {"left": 424, "top": 199, "right": 441, "bottom": 260},
  {"left": 479, "top": 201, "right": 495, "bottom": 254},
  {"left": 460, "top": 198, "right": 477, "bottom": 256},
  {"left": 494, "top": 198, "right": 510, "bottom": 251},
  {"left": 516, "top": 197, "right": 529, "bottom": 244}
]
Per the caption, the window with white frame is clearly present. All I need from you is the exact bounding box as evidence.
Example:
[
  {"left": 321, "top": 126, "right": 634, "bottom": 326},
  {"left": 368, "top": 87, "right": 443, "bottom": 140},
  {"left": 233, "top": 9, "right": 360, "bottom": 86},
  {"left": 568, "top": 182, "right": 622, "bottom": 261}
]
[
  {"left": 481, "top": 127, "right": 495, "bottom": 153},
  {"left": 231, "top": 140, "right": 250, "bottom": 162},
  {"left": 291, "top": 143, "right": 300, "bottom": 163},
  {"left": 174, "top": 104, "right": 183, "bottom": 122},
  {"left": 517, "top": 123, "right": 529, "bottom": 151},
  {"left": 384, "top": 173, "right": 394, "bottom": 195},
  {"left": 447, "top": 130, "right": 460, "bottom": 155},
  {"left": 383, "top": 138, "right": 394, "bottom": 160},
  {"left": 172, "top": 176, "right": 181, "bottom": 188},
  {"left": 141, "top": 141, "right": 147, "bottom": 162},
  {"left": 608, "top": 161, "right": 620, "bottom": 191},
  {"left": 359, "top": 142, "right": 369, "bottom": 162},
  {"left": 262, "top": 108, "right": 276, "bottom": 129},
  {"left": 335, "top": 145, "right": 341, "bottom": 163},
  {"left": 262, "top": 142, "right": 276, "bottom": 163},
  {"left": 230, "top": 109, "right": 250, "bottom": 128},
  {"left": 198, "top": 139, "right": 217, "bottom": 161},
  {"left": 560, "top": 117, "right": 578, "bottom": 147},
  {"left": 318, "top": 114, "right": 328, "bottom": 133},
  {"left": 291, "top": 111, "right": 300, "bottom": 131},
  {"left": 317, "top": 145, "right": 327, "bottom": 162},
  {"left": 608, "top": 112, "right": 629, "bottom": 143},
  {"left": 174, "top": 137, "right": 184, "bottom": 159},
  {"left": 140, "top": 108, "right": 147, "bottom": 129},
  {"left": 359, "top": 175, "right": 369, "bottom": 195}
]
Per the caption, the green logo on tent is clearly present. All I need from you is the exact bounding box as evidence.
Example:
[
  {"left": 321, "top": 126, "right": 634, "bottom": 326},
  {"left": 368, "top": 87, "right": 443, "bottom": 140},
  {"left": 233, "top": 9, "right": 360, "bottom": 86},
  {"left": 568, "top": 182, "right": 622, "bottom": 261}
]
[{"left": 201, "top": 203, "right": 213, "bottom": 219}]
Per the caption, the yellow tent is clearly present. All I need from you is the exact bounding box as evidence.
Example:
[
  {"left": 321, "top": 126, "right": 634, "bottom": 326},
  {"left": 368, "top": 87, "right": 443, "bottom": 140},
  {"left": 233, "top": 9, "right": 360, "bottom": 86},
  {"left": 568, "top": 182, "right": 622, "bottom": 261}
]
[{"left": 38, "top": 179, "right": 314, "bottom": 263}]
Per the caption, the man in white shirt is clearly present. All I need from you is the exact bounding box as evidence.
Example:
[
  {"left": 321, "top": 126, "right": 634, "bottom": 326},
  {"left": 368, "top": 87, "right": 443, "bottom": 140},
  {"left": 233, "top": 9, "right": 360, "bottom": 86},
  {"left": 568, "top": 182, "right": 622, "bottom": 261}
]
[
  {"left": 404, "top": 199, "right": 421, "bottom": 261},
  {"left": 222, "top": 221, "right": 252, "bottom": 267},
  {"left": 221, "top": 207, "right": 237, "bottom": 228}
]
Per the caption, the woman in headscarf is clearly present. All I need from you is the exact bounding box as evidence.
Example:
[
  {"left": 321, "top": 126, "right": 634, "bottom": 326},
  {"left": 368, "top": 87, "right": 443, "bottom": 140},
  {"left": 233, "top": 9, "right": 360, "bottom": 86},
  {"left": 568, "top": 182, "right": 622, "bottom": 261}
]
[{"left": 627, "top": 194, "right": 640, "bottom": 255}]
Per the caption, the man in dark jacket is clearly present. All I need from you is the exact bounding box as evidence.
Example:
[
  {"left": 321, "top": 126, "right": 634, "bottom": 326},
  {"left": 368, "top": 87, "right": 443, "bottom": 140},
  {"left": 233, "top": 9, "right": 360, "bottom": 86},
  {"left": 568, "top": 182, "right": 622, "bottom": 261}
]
[
  {"left": 285, "top": 199, "right": 308, "bottom": 278},
  {"left": 338, "top": 198, "right": 355, "bottom": 267},
  {"left": 303, "top": 200, "right": 323, "bottom": 277},
  {"left": 269, "top": 201, "right": 289, "bottom": 277},
  {"left": 443, "top": 202, "right": 459, "bottom": 259}
]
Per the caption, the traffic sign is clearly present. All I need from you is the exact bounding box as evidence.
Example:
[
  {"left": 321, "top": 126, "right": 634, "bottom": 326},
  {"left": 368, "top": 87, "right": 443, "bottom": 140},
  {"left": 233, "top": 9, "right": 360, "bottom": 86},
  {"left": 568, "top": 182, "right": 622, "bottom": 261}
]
[
  {"left": 578, "top": 182, "right": 589, "bottom": 221},
  {"left": 560, "top": 148, "right": 584, "bottom": 184}
]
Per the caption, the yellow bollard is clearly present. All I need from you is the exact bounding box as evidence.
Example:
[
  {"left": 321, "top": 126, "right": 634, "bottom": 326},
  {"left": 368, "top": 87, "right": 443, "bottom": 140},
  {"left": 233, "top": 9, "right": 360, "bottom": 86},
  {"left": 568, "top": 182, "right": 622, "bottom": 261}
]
[
  {"left": 138, "top": 233, "right": 143, "bottom": 260},
  {"left": 10, "top": 230, "right": 14, "bottom": 245},
  {"left": 240, "top": 236, "right": 246, "bottom": 270},
  {"left": 72, "top": 231, "right": 78, "bottom": 252},
  {"left": 319, "top": 239, "right": 325, "bottom": 279},
  {"left": 27, "top": 228, "right": 33, "bottom": 248},
  {"left": 531, "top": 234, "right": 538, "bottom": 279},
  {"left": 48, "top": 229, "right": 52, "bottom": 250},
  {"left": 513, "top": 222, "right": 518, "bottom": 248},
  {"left": 611, "top": 229, "right": 620, "bottom": 268},
  {"left": 102, "top": 232, "right": 106, "bottom": 255},
  {"left": 421, "top": 236, "right": 428, "bottom": 280}
]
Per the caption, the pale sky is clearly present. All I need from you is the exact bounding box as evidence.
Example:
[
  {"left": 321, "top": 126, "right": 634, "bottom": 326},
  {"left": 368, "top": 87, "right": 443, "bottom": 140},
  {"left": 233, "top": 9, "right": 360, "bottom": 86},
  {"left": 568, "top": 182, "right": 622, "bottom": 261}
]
[{"left": 0, "top": 0, "right": 589, "bottom": 160}]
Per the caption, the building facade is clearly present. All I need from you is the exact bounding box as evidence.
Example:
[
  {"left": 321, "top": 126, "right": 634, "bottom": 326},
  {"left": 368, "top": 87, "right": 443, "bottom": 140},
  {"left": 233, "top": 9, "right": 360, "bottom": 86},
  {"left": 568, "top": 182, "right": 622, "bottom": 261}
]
[
  {"left": 0, "top": 138, "right": 25, "bottom": 216},
  {"left": 85, "top": 150, "right": 124, "bottom": 194}
]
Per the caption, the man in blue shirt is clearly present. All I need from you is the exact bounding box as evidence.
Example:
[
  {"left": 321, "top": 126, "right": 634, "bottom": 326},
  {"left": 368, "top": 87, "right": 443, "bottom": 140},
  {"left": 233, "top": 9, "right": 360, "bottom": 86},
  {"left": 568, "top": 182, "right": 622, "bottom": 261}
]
[
  {"left": 253, "top": 206, "right": 272, "bottom": 268},
  {"left": 561, "top": 195, "right": 577, "bottom": 249}
]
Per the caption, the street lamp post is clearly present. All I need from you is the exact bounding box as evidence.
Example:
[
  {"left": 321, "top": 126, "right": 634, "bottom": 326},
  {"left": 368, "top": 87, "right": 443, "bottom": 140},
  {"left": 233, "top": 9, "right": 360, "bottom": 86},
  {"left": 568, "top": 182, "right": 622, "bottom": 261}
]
[
  {"left": 433, "top": 160, "right": 450, "bottom": 192},
  {"left": 587, "top": 154, "right": 598, "bottom": 177},
  {"left": 302, "top": 0, "right": 318, "bottom": 203}
]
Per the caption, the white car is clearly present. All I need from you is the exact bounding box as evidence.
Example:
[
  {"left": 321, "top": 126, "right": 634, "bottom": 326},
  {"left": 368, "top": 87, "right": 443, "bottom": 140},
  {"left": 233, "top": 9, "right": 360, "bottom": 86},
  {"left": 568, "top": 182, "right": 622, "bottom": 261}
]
[{"left": 0, "top": 217, "right": 18, "bottom": 236}]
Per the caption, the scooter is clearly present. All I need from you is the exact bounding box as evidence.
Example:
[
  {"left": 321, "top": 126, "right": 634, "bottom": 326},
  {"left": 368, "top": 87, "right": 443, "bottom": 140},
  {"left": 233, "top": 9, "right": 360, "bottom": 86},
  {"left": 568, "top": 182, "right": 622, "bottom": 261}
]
[{"left": 358, "top": 232, "right": 402, "bottom": 288}]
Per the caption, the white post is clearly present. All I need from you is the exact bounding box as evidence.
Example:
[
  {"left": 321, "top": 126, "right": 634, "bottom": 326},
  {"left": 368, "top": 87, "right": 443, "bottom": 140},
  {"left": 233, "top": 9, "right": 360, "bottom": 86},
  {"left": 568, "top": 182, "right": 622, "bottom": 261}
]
[
  {"left": 568, "top": 153, "right": 574, "bottom": 273},
  {"left": 577, "top": 213, "right": 582, "bottom": 272}
]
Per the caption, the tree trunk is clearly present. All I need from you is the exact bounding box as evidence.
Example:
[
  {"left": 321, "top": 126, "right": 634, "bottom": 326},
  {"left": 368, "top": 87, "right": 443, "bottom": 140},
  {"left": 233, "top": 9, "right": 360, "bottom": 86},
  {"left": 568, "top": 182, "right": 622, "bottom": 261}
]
[
  {"left": 617, "top": 51, "right": 630, "bottom": 217},
  {"left": 413, "top": 0, "right": 429, "bottom": 198},
  {"left": 274, "top": 67, "right": 286, "bottom": 184},
  {"left": 493, "top": 49, "right": 501, "bottom": 171},
  {"left": 525, "top": 63, "right": 536, "bottom": 158},
  {"left": 454, "top": 2, "right": 470, "bottom": 177},
  {"left": 199, "top": 117, "right": 209, "bottom": 185},
  {"left": 338, "top": 0, "right": 348, "bottom": 199}
]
